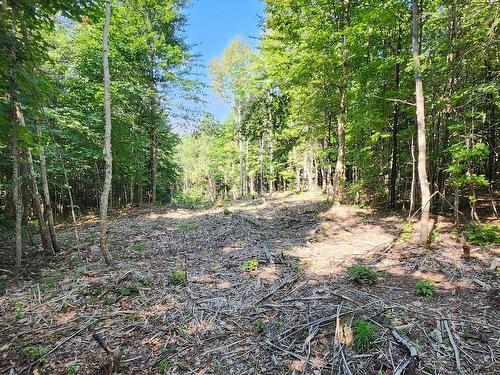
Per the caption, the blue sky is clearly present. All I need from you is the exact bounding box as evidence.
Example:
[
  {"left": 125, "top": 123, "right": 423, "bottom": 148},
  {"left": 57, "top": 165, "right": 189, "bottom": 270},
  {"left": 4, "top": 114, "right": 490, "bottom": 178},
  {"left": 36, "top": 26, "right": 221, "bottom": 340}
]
[{"left": 181, "top": 0, "right": 264, "bottom": 123}]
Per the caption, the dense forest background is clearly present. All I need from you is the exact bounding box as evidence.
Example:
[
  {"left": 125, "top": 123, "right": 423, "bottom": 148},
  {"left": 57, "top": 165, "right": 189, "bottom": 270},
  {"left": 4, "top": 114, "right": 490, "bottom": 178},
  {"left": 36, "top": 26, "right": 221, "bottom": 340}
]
[{"left": 0, "top": 0, "right": 498, "bottom": 271}]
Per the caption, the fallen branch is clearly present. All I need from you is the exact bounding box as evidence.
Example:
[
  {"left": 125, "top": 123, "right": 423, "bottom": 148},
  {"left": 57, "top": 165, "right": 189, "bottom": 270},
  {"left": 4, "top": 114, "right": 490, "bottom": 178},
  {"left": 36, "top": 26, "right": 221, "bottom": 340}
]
[
  {"left": 443, "top": 320, "right": 464, "bottom": 375},
  {"left": 391, "top": 328, "right": 418, "bottom": 375}
]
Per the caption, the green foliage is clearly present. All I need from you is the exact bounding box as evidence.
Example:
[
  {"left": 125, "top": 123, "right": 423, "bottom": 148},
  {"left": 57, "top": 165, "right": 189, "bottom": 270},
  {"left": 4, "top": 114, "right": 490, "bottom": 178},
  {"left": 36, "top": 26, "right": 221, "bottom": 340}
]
[
  {"left": 223, "top": 207, "right": 231, "bottom": 215},
  {"left": 169, "top": 269, "right": 187, "bottom": 285},
  {"left": 66, "top": 362, "right": 78, "bottom": 375},
  {"left": 158, "top": 359, "right": 169, "bottom": 373},
  {"left": 22, "top": 345, "right": 48, "bottom": 364},
  {"left": 347, "top": 265, "right": 378, "bottom": 285},
  {"left": 241, "top": 259, "right": 259, "bottom": 272},
  {"left": 400, "top": 223, "right": 414, "bottom": 242},
  {"left": 75, "top": 266, "right": 87, "bottom": 277},
  {"left": 139, "top": 276, "right": 151, "bottom": 287},
  {"left": 415, "top": 279, "right": 435, "bottom": 298},
  {"left": 117, "top": 283, "right": 140, "bottom": 296},
  {"left": 134, "top": 242, "right": 146, "bottom": 253},
  {"left": 353, "top": 320, "right": 375, "bottom": 351},
  {"left": 175, "top": 221, "right": 199, "bottom": 231},
  {"left": 41, "top": 271, "right": 60, "bottom": 291},
  {"left": 254, "top": 319, "right": 265, "bottom": 334},
  {"left": 14, "top": 304, "right": 25, "bottom": 320},
  {"left": 466, "top": 224, "right": 500, "bottom": 246}
]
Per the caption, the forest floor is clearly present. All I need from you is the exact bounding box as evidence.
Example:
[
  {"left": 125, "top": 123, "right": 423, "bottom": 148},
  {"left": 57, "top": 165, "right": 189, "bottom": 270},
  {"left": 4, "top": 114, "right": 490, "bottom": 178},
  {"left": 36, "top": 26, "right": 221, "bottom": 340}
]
[{"left": 0, "top": 191, "right": 499, "bottom": 375}]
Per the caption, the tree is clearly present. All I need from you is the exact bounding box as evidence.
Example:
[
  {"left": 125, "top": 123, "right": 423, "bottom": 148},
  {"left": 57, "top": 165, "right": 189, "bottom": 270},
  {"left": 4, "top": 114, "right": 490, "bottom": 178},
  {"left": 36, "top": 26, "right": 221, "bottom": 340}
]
[
  {"left": 99, "top": 0, "right": 113, "bottom": 265},
  {"left": 412, "top": 0, "right": 431, "bottom": 244},
  {"left": 209, "top": 38, "right": 255, "bottom": 198}
]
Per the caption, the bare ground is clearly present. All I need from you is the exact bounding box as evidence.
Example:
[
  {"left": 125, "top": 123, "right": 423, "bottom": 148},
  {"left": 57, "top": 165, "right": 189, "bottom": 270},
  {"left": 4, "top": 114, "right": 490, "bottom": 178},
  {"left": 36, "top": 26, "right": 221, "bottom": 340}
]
[{"left": 0, "top": 192, "right": 499, "bottom": 374}]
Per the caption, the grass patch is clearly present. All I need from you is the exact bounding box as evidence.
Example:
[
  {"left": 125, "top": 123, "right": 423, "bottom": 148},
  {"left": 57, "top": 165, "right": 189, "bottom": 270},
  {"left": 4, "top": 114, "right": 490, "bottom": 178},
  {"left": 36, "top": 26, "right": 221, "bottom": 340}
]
[
  {"left": 175, "top": 221, "right": 199, "bottom": 231},
  {"left": 347, "top": 264, "right": 378, "bottom": 285},
  {"left": 353, "top": 320, "right": 375, "bottom": 351},
  {"left": 241, "top": 259, "right": 259, "bottom": 272},
  {"left": 14, "top": 304, "right": 25, "bottom": 320},
  {"left": 169, "top": 269, "right": 187, "bottom": 285},
  {"left": 75, "top": 266, "right": 87, "bottom": 277},
  {"left": 466, "top": 224, "right": 499, "bottom": 246},
  {"left": 415, "top": 279, "right": 435, "bottom": 298},
  {"left": 117, "top": 283, "right": 140, "bottom": 296},
  {"left": 134, "top": 242, "right": 146, "bottom": 253},
  {"left": 41, "top": 271, "right": 60, "bottom": 291}
]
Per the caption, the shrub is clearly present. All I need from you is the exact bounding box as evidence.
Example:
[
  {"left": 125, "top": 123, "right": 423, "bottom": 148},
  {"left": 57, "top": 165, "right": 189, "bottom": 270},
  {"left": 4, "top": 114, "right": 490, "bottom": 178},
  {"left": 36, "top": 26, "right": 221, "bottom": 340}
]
[
  {"left": 353, "top": 320, "right": 375, "bottom": 351},
  {"left": 169, "top": 269, "right": 187, "bottom": 285},
  {"left": 348, "top": 265, "right": 377, "bottom": 285},
  {"left": 466, "top": 224, "right": 499, "bottom": 246},
  {"left": 400, "top": 222, "right": 414, "bottom": 242},
  {"left": 415, "top": 279, "right": 435, "bottom": 297},
  {"left": 241, "top": 259, "right": 259, "bottom": 272}
]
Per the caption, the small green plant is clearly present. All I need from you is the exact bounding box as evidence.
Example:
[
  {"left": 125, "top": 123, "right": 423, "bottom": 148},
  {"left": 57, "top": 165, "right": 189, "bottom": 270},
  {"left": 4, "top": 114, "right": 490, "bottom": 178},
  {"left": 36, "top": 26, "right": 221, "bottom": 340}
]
[
  {"left": 415, "top": 279, "right": 435, "bottom": 297},
  {"left": 41, "top": 271, "right": 60, "bottom": 291},
  {"left": 241, "top": 259, "right": 259, "bottom": 272},
  {"left": 466, "top": 224, "right": 499, "bottom": 246},
  {"left": 134, "top": 242, "right": 146, "bottom": 253},
  {"left": 139, "top": 276, "right": 151, "bottom": 286},
  {"left": 158, "top": 359, "right": 169, "bottom": 373},
  {"left": 223, "top": 207, "right": 230, "bottom": 215},
  {"left": 175, "top": 221, "right": 199, "bottom": 231},
  {"left": 75, "top": 266, "right": 87, "bottom": 277},
  {"left": 23, "top": 345, "right": 48, "bottom": 363},
  {"left": 66, "top": 361, "right": 78, "bottom": 375},
  {"left": 254, "top": 319, "right": 265, "bottom": 333},
  {"left": 117, "top": 283, "right": 140, "bottom": 296},
  {"left": 291, "top": 261, "right": 303, "bottom": 272},
  {"left": 14, "top": 304, "right": 25, "bottom": 320},
  {"left": 400, "top": 222, "right": 414, "bottom": 242},
  {"left": 353, "top": 320, "right": 375, "bottom": 351},
  {"left": 347, "top": 265, "right": 378, "bottom": 285},
  {"left": 169, "top": 269, "right": 187, "bottom": 285},
  {"left": 430, "top": 227, "right": 439, "bottom": 243}
]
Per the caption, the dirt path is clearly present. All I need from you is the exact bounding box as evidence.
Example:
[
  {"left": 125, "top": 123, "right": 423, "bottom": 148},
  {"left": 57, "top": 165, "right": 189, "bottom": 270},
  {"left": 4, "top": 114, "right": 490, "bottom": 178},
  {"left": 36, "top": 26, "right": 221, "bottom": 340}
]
[{"left": 0, "top": 192, "right": 498, "bottom": 374}]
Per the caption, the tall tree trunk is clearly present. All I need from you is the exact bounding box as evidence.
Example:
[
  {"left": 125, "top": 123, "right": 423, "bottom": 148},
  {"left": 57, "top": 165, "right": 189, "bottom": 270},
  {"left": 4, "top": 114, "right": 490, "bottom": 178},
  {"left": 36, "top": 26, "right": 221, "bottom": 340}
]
[
  {"left": 235, "top": 105, "right": 244, "bottom": 198},
  {"left": 409, "top": 136, "right": 416, "bottom": 220},
  {"left": 16, "top": 109, "right": 51, "bottom": 255},
  {"left": 99, "top": 0, "right": 113, "bottom": 265},
  {"left": 390, "top": 19, "right": 402, "bottom": 209},
  {"left": 259, "top": 135, "right": 264, "bottom": 194},
  {"left": 269, "top": 128, "right": 274, "bottom": 194},
  {"left": 9, "top": 1, "right": 22, "bottom": 274},
  {"left": 34, "top": 120, "right": 59, "bottom": 252},
  {"left": 332, "top": 0, "right": 349, "bottom": 203},
  {"left": 151, "top": 132, "right": 158, "bottom": 205},
  {"left": 412, "top": 0, "right": 431, "bottom": 244}
]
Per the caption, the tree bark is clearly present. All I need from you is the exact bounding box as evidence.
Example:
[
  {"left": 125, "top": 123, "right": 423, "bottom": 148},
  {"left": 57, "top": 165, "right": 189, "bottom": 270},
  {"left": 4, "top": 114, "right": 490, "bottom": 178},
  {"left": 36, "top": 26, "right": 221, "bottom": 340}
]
[
  {"left": 412, "top": 0, "right": 431, "bottom": 244},
  {"left": 99, "top": 0, "right": 113, "bottom": 265},
  {"left": 34, "top": 120, "right": 59, "bottom": 252}
]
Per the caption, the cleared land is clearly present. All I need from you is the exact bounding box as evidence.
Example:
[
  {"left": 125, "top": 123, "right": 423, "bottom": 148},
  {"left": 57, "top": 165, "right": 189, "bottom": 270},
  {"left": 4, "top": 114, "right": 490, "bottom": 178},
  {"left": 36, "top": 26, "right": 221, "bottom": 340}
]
[{"left": 1, "top": 192, "right": 499, "bottom": 374}]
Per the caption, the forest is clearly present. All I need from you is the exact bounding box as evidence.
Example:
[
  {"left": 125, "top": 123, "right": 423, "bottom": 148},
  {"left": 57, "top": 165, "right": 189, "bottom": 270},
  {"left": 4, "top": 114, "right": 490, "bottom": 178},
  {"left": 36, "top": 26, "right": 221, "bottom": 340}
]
[{"left": 0, "top": 0, "right": 499, "bottom": 374}]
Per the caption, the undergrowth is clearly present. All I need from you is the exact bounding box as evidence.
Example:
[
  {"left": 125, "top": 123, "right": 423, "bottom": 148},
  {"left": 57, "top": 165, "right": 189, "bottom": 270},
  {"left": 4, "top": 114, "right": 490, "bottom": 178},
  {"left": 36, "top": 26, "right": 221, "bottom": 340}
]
[
  {"left": 466, "top": 224, "right": 499, "bottom": 246},
  {"left": 348, "top": 264, "right": 377, "bottom": 285},
  {"left": 415, "top": 279, "right": 435, "bottom": 297}
]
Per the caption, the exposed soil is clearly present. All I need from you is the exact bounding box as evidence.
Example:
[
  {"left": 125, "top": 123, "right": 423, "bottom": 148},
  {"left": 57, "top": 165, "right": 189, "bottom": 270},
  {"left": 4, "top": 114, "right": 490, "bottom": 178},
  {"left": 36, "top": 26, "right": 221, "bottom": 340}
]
[{"left": 0, "top": 192, "right": 499, "bottom": 374}]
